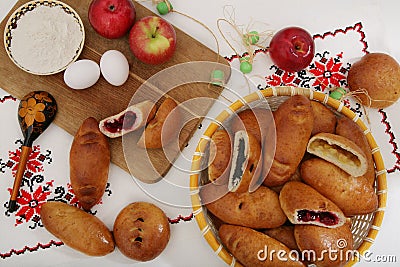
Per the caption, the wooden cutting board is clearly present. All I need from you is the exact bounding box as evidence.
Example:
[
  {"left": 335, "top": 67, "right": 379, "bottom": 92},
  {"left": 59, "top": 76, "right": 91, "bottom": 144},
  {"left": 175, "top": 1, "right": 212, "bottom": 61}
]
[{"left": 0, "top": 0, "right": 230, "bottom": 183}]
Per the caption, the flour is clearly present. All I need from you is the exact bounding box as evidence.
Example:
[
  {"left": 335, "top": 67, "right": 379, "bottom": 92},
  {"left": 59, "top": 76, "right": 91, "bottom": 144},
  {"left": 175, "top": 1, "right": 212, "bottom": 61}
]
[{"left": 10, "top": 5, "right": 83, "bottom": 74}]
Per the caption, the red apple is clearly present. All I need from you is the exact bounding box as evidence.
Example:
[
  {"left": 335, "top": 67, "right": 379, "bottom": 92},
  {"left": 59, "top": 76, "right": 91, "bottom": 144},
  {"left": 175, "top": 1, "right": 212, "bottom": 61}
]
[
  {"left": 269, "top": 26, "right": 315, "bottom": 72},
  {"left": 88, "top": 0, "right": 136, "bottom": 39},
  {"left": 129, "top": 16, "right": 176, "bottom": 65}
]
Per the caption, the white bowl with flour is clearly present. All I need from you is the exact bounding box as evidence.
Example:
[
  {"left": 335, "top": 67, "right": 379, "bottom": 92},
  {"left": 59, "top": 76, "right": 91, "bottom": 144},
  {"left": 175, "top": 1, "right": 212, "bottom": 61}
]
[{"left": 4, "top": 0, "right": 85, "bottom": 75}]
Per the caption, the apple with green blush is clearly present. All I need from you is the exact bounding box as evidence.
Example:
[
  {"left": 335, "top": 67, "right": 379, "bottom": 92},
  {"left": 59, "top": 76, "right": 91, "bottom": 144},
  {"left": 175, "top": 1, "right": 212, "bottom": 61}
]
[{"left": 129, "top": 16, "right": 176, "bottom": 65}]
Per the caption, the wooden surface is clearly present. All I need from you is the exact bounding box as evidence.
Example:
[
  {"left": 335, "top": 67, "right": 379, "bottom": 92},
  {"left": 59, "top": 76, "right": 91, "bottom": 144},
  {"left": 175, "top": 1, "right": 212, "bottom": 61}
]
[{"left": 0, "top": 0, "right": 230, "bottom": 183}]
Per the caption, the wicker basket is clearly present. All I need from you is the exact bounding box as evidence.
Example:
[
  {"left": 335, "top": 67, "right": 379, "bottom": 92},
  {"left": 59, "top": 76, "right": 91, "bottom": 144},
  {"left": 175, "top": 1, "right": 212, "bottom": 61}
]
[{"left": 190, "top": 86, "right": 387, "bottom": 266}]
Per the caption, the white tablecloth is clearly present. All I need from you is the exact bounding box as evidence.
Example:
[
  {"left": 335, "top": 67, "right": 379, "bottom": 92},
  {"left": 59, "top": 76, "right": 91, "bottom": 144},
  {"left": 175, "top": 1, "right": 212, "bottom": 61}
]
[{"left": 1, "top": 0, "right": 400, "bottom": 266}]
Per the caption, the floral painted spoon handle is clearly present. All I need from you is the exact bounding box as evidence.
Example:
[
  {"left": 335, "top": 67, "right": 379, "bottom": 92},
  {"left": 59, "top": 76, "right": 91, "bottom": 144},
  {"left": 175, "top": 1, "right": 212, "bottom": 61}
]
[{"left": 8, "top": 91, "right": 57, "bottom": 212}]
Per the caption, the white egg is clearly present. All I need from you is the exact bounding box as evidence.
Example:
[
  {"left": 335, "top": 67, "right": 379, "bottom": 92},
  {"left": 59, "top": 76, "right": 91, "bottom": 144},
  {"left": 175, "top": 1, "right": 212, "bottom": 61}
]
[
  {"left": 100, "top": 50, "right": 129, "bottom": 86},
  {"left": 64, "top": 60, "right": 100, "bottom": 90}
]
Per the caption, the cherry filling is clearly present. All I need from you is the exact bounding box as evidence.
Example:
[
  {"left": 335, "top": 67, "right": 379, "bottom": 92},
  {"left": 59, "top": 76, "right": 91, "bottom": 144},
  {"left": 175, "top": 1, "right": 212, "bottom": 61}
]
[
  {"left": 104, "top": 111, "right": 137, "bottom": 133},
  {"left": 297, "top": 209, "right": 339, "bottom": 226}
]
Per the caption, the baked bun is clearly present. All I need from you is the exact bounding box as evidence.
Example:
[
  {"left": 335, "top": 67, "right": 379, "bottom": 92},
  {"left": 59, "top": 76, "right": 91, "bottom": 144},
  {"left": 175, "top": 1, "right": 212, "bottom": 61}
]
[
  {"left": 231, "top": 107, "right": 273, "bottom": 143},
  {"left": 99, "top": 100, "right": 156, "bottom": 138},
  {"left": 202, "top": 185, "right": 286, "bottom": 229},
  {"left": 208, "top": 129, "right": 232, "bottom": 182},
  {"left": 294, "top": 223, "right": 353, "bottom": 267},
  {"left": 41, "top": 201, "right": 114, "bottom": 256},
  {"left": 70, "top": 117, "right": 110, "bottom": 211},
  {"left": 263, "top": 95, "right": 313, "bottom": 187},
  {"left": 137, "top": 97, "right": 181, "bottom": 149},
  {"left": 310, "top": 101, "right": 336, "bottom": 135},
  {"left": 219, "top": 224, "right": 305, "bottom": 267},
  {"left": 113, "top": 202, "right": 170, "bottom": 261},
  {"left": 347, "top": 52, "right": 400, "bottom": 108},
  {"left": 263, "top": 226, "right": 299, "bottom": 251},
  {"left": 301, "top": 158, "right": 378, "bottom": 216},
  {"left": 279, "top": 181, "right": 346, "bottom": 228},
  {"left": 269, "top": 167, "right": 302, "bottom": 194},
  {"left": 335, "top": 116, "right": 376, "bottom": 186},
  {"left": 307, "top": 133, "right": 368, "bottom": 177}
]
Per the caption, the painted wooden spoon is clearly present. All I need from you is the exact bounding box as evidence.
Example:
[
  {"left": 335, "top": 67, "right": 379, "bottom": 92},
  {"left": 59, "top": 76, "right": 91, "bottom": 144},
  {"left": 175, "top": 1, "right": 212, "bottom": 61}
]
[{"left": 8, "top": 91, "right": 57, "bottom": 212}]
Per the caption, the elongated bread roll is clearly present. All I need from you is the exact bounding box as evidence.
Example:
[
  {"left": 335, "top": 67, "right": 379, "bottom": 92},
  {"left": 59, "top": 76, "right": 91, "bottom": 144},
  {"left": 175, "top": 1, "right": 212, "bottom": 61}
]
[
  {"left": 294, "top": 223, "right": 353, "bottom": 267},
  {"left": 228, "top": 130, "right": 262, "bottom": 193},
  {"left": 336, "top": 116, "right": 376, "bottom": 186},
  {"left": 219, "top": 224, "right": 306, "bottom": 267},
  {"left": 263, "top": 226, "right": 299, "bottom": 251},
  {"left": 202, "top": 185, "right": 286, "bottom": 229},
  {"left": 208, "top": 129, "right": 232, "bottom": 182},
  {"left": 263, "top": 95, "right": 313, "bottom": 187},
  {"left": 41, "top": 201, "right": 114, "bottom": 256},
  {"left": 231, "top": 107, "right": 274, "bottom": 143},
  {"left": 137, "top": 98, "right": 181, "bottom": 149},
  {"left": 99, "top": 100, "right": 156, "bottom": 138},
  {"left": 307, "top": 132, "right": 368, "bottom": 177},
  {"left": 279, "top": 181, "right": 346, "bottom": 228},
  {"left": 70, "top": 117, "right": 110, "bottom": 211},
  {"left": 310, "top": 101, "right": 336, "bottom": 136},
  {"left": 300, "top": 158, "right": 378, "bottom": 216}
]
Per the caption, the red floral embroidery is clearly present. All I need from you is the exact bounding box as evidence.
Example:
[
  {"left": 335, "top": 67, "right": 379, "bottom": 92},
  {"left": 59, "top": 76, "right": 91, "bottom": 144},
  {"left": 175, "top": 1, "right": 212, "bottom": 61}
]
[
  {"left": 266, "top": 71, "right": 299, "bottom": 87},
  {"left": 9, "top": 145, "right": 43, "bottom": 176},
  {"left": 8, "top": 186, "right": 51, "bottom": 226},
  {"left": 309, "top": 55, "right": 347, "bottom": 91}
]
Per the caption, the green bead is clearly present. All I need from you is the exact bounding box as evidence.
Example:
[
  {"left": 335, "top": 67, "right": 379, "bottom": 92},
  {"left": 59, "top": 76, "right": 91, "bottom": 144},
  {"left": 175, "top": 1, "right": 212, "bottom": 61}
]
[
  {"left": 240, "top": 60, "right": 252, "bottom": 74},
  {"left": 211, "top": 69, "right": 225, "bottom": 86},
  {"left": 337, "top": 87, "right": 346, "bottom": 94},
  {"left": 244, "top": 30, "right": 260, "bottom": 45},
  {"left": 156, "top": 1, "right": 173, "bottom": 15},
  {"left": 329, "top": 87, "right": 346, "bottom": 100},
  {"left": 329, "top": 91, "right": 342, "bottom": 100}
]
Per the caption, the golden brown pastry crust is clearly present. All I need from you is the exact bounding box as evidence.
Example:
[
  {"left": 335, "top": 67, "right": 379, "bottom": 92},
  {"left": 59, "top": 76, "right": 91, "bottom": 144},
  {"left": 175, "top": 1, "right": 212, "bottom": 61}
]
[
  {"left": 231, "top": 107, "right": 274, "bottom": 143},
  {"left": 347, "top": 52, "right": 400, "bottom": 108},
  {"left": 279, "top": 181, "right": 346, "bottom": 228},
  {"left": 219, "top": 224, "right": 306, "bottom": 267},
  {"left": 307, "top": 132, "right": 368, "bottom": 177},
  {"left": 70, "top": 117, "right": 110, "bottom": 211},
  {"left": 335, "top": 116, "right": 376, "bottom": 186},
  {"left": 263, "top": 226, "right": 299, "bottom": 251},
  {"left": 269, "top": 167, "right": 302, "bottom": 194},
  {"left": 40, "top": 201, "right": 114, "bottom": 256},
  {"left": 208, "top": 129, "right": 232, "bottom": 182},
  {"left": 203, "top": 185, "right": 286, "bottom": 229},
  {"left": 300, "top": 158, "right": 378, "bottom": 216},
  {"left": 113, "top": 202, "right": 170, "bottom": 262},
  {"left": 137, "top": 97, "right": 181, "bottom": 149},
  {"left": 294, "top": 223, "right": 354, "bottom": 267},
  {"left": 263, "top": 95, "right": 313, "bottom": 187},
  {"left": 310, "top": 101, "right": 337, "bottom": 136}
]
